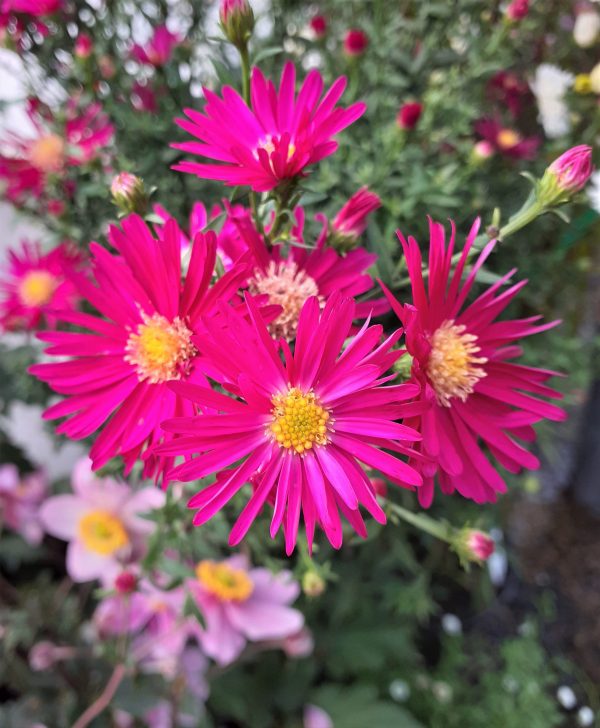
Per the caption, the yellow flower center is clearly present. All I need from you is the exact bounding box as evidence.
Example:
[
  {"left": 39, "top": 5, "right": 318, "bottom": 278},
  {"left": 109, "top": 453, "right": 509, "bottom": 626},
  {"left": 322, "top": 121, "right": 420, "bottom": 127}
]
[
  {"left": 574, "top": 74, "right": 593, "bottom": 95},
  {"left": 496, "top": 128, "right": 521, "bottom": 150},
  {"left": 29, "top": 133, "right": 65, "bottom": 172},
  {"left": 427, "top": 320, "right": 487, "bottom": 407},
  {"left": 124, "top": 312, "right": 196, "bottom": 384},
  {"left": 269, "top": 387, "right": 331, "bottom": 455},
  {"left": 17, "top": 270, "right": 58, "bottom": 307},
  {"left": 196, "top": 560, "right": 254, "bottom": 602},
  {"left": 256, "top": 136, "right": 297, "bottom": 160},
  {"left": 78, "top": 510, "right": 129, "bottom": 555},
  {"left": 248, "top": 261, "right": 322, "bottom": 341}
]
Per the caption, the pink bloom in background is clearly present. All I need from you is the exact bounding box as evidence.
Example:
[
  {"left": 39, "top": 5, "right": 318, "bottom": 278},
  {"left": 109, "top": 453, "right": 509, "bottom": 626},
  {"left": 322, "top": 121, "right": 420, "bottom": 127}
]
[
  {"left": 0, "top": 240, "right": 81, "bottom": 331},
  {"left": 231, "top": 209, "right": 387, "bottom": 341},
  {"left": 1, "top": 0, "right": 61, "bottom": 15},
  {"left": 396, "top": 102, "right": 423, "bottom": 130},
  {"left": 547, "top": 144, "right": 593, "bottom": 193},
  {"left": 30, "top": 215, "right": 249, "bottom": 480},
  {"left": 382, "top": 218, "right": 565, "bottom": 507},
  {"left": 74, "top": 32, "right": 93, "bottom": 59},
  {"left": 131, "top": 81, "right": 159, "bottom": 113},
  {"left": 304, "top": 705, "right": 333, "bottom": 728},
  {"left": 310, "top": 14, "right": 327, "bottom": 38},
  {"left": 331, "top": 186, "right": 381, "bottom": 242},
  {"left": 0, "top": 464, "right": 47, "bottom": 545},
  {"left": 173, "top": 62, "right": 366, "bottom": 192},
  {"left": 343, "top": 28, "right": 368, "bottom": 56},
  {"left": 474, "top": 117, "right": 539, "bottom": 160},
  {"left": 487, "top": 70, "right": 530, "bottom": 117},
  {"left": 505, "top": 0, "right": 529, "bottom": 21},
  {"left": 188, "top": 555, "right": 303, "bottom": 665},
  {"left": 38, "top": 458, "right": 165, "bottom": 582},
  {"left": 472, "top": 140, "right": 495, "bottom": 161},
  {"left": 131, "top": 25, "right": 181, "bottom": 66},
  {"left": 157, "top": 293, "right": 423, "bottom": 553}
]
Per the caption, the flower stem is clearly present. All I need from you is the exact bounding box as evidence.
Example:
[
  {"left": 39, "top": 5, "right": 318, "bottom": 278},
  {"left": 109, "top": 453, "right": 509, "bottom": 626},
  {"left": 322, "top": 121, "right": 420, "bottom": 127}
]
[
  {"left": 72, "top": 663, "right": 127, "bottom": 728},
  {"left": 387, "top": 501, "right": 452, "bottom": 543},
  {"left": 499, "top": 197, "right": 543, "bottom": 239},
  {"left": 238, "top": 43, "right": 261, "bottom": 234}
]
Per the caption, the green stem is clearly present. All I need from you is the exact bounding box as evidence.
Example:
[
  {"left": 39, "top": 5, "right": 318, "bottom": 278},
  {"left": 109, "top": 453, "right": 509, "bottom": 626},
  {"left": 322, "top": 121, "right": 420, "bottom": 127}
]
[
  {"left": 238, "top": 43, "right": 262, "bottom": 234},
  {"left": 499, "top": 200, "right": 544, "bottom": 239},
  {"left": 387, "top": 502, "right": 453, "bottom": 543}
]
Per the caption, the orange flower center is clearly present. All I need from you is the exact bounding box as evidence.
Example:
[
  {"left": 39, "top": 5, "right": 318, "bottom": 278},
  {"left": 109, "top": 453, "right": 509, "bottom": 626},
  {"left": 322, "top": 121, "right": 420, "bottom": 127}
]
[
  {"left": 269, "top": 387, "right": 331, "bottom": 455},
  {"left": 125, "top": 312, "right": 196, "bottom": 384},
  {"left": 196, "top": 560, "right": 254, "bottom": 602},
  {"left": 248, "top": 261, "right": 322, "bottom": 341},
  {"left": 29, "top": 133, "right": 65, "bottom": 172},
  {"left": 427, "top": 320, "right": 487, "bottom": 407},
  {"left": 17, "top": 270, "right": 58, "bottom": 307},
  {"left": 78, "top": 510, "right": 129, "bottom": 555},
  {"left": 496, "top": 128, "right": 521, "bottom": 150}
]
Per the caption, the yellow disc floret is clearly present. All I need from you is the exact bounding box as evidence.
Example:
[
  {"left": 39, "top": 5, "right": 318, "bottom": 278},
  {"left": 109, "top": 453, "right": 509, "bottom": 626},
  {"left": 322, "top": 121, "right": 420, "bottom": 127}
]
[
  {"left": 125, "top": 311, "right": 196, "bottom": 384},
  {"left": 17, "top": 270, "right": 58, "bottom": 307},
  {"left": 78, "top": 510, "right": 129, "bottom": 555},
  {"left": 269, "top": 387, "right": 331, "bottom": 455},
  {"left": 427, "top": 320, "right": 487, "bottom": 407},
  {"left": 496, "top": 128, "right": 521, "bottom": 150},
  {"left": 196, "top": 560, "right": 254, "bottom": 602}
]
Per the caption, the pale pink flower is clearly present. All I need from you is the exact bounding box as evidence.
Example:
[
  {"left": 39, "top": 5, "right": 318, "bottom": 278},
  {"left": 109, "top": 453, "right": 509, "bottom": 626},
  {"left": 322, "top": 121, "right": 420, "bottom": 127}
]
[
  {"left": 0, "top": 464, "right": 47, "bottom": 544},
  {"left": 39, "top": 458, "right": 165, "bottom": 582},
  {"left": 304, "top": 705, "right": 333, "bottom": 728}
]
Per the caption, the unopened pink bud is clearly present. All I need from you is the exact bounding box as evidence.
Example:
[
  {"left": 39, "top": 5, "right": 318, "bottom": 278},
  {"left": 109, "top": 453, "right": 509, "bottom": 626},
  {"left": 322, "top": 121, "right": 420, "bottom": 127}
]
[
  {"left": 548, "top": 145, "right": 593, "bottom": 193},
  {"left": 331, "top": 186, "right": 381, "bottom": 251},
  {"left": 466, "top": 530, "right": 495, "bottom": 562},
  {"left": 115, "top": 570, "right": 137, "bottom": 594},
  {"left": 343, "top": 29, "right": 368, "bottom": 56},
  {"left": 110, "top": 172, "right": 147, "bottom": 213},
  {"left": 473, "top": 140, "right": 495, "bottom": 160},
  {"left": 74, "top": 33, "right": 93, "bottom": 59},
  {"left": 397, "top": 102, "right": 423, "bottom": 131},
  {"left": 220, "top": 0, "right": 254, "bottom": 47},
  {"left": 505, "top": 0, "right": 529, "bottom": 21}
]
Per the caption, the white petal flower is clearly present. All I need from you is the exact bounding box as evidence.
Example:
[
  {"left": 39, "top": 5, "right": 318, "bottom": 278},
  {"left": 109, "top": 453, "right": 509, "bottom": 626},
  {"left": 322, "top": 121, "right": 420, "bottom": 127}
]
[{"left": 530, "top": 64, "right": 574, "bottom": 139}]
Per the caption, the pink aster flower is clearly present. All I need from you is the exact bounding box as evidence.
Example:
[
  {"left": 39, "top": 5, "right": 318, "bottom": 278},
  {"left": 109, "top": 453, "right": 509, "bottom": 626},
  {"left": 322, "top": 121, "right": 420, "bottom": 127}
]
[
  {"left": 157, "top": 293, "right": 423, "bottom": 553},
  {"left": 1, "top": 0, "right": 61, "bottom": 15},
  {"left": 38, "top": 458, "right": 165, "bottom": 582},
  {"left": 131, "top": 25, "right": 181, "bottom": 67},
  {"left": 1, "top": 240, "right": 82, "bottom": 331},
  {"left": 381, "top": 218, "right": 566, "bottom": 507},
  {"left": 0, "top": 464, "right": 47, "bottom": 545},
  {"left": 173, "top": 62, "right": 366, "bottom": 192},
  {"left": 474, "top": 117, "right": 539, "bottom": 160},
  {"left": 343, "top": 28, "right": 368, "bottom": 56},
  {"left": 231, "top": 210, "right": 387, "bottom": 341},
  {"left": 187, "top": 555, "right": 303, "bottom": 665},
  {"left": 29, "top": 214, "right": 249, "bottom": 480}
]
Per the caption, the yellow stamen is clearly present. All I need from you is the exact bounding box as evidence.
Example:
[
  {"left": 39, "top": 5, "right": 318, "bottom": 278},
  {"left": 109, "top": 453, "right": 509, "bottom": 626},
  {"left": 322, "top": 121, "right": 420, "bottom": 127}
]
[
  {"left": 29, "top": 134, "right": 65, "bottom": 172},
  {"left": 78, "top": 510, "right": 129, "bottom": 555},
  {"left": 125, "top": 312, "right": 196, "bottom": 384},
  {"left": 427, "top": 320, "right": 487, "bottom": 407},
  {"left": 269, "top": 387, "right": 331, "bottom": 454},
  {"left": 496, "top": 128, "right": 521, "bottom": 150},
  {"left": 196, "top": 560, "right": 254, "bottom": 602},
  {"left": 17, "top": 270, "right": 58, "bottom": 307}
]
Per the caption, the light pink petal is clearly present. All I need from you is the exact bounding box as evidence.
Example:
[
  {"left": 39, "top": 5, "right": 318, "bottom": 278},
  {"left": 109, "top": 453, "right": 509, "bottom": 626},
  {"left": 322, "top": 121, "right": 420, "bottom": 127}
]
[{"left": 39, "top": 495, "right": 89, "bottom": 541}]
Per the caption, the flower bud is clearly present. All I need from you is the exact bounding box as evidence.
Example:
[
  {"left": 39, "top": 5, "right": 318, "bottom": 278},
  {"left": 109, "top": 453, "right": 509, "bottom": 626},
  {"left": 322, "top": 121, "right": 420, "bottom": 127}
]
[
  {"left": 343, "top": 29, "right": 368, "bottom": 57},
  {"left": 219, "top": 0, "right": 255, "bottom": 49},
  {"left": 310, "top": 15, "right": 327, "bottom": 39},
  {"left": 537, "top": 145, "right": 593, "bottom": 207},
  {"left": 505, "top": 0, "right": 529, "bottom": 22},
  {"left": 302, "top": 570, "right": 326, "bottom": 598},
  {"left": 573, "top": 9, "right": 600, "bottom": 48},
  {"left": 115, "top": 570, "right": 137, "bottom": 594},
  {"left": 74, "top": 33, "right": 93, "bottom": 59},
  {"left": 472, "top": 140, "right": 495, "bottom": 162},
  {"left": 396, "top": 102, "right": 423, "bottom": 131},
  {"left": 454, "top": 528, "right": 495, "bottom": 566},
  {"left": 329, "top": 186, "right": 381, "bottom": 252},
  {"left": 110, "top": 172, "right": 148, "bottom": 214},
  {"left": 369, "top": 477, "right": 387, "bottom": 499}
]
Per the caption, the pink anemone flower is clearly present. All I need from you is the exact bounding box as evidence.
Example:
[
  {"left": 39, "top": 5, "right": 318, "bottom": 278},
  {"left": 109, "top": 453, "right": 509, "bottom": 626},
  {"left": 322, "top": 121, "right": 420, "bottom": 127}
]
[
  {"left": 1, "top": 240, "right": 82, "bottom": 331},
  {"left": 0, "top": 464, "right": 47, "bottom": 545},
  {"left": 172, "top": 62, "right": 366, "bottom": 192},
  {"left": 38, "top": 458, "right": 165, "bottom": 582},
  {"left": 187, "top": 555, "right": 303, "bottom": 666},
  {"left": 29, "top": 214, "right": 249, "bottom": 480},
  {"left": 156, "top": 293, "right": 423, "bottom": 553},
  {"left": 381, "top": 218, "right": 566, "bottom": 507}
]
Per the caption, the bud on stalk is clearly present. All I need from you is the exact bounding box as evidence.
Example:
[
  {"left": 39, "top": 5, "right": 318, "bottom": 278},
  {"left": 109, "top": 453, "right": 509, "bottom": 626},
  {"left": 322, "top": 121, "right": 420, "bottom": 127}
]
[
  {"left": 110, "top": 172, "right": 148, "bottom": 214},
  {"left": 220, "top": 0, "right": 255, "bottom": 50}
]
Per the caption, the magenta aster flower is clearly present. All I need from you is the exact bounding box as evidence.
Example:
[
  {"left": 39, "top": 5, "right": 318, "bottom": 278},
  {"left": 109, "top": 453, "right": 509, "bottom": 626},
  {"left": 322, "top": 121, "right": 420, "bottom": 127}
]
[
  {"left": 1, "top": 0, "right": 61, "bottom": 15},
  {"left": 331, "top": 186, "right": 381, "bottom": 244},
  {"left": 1, "top": 240, "right": 82, "bottom": 332},
  {"left": 131, "top": 25, "right": 181, "bottom": 67},
  {"left": 382, "top": 218, "right": 566, "bottom": 507},
  {"left": 173, "top": 62, "right": 366, "bottom": 192},
  {"left": 38, "top": 458, "right": 165, "bottom": 582},
  {"left": 187, "top": 555, "right": 303, "bottom": 665},
  {"left": 474, "top": 117, "right": 539, "bottom": 160},
  {"left": 233, "top": 211, "right": 387, "bottom": 341},
  {"left": 29, "top": 214, "right": 249, "bottom": 479},
  {"left": 157, "top": 293, "right": 422, "bottom": 553}
]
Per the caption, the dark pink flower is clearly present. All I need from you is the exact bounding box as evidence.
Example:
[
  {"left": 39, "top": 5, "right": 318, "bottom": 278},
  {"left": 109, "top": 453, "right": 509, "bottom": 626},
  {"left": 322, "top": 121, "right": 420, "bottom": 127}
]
[
  {"left": 331, "top": 186, "right": 381, "bottom": 242},
  {"left": 131, "top": 81, "right": 159, "bottom": 113},
  {"left": 487, "top": 70, "right": 530, "bottom": 117},
  {"left": 131, "top": 25, "right": 181, "bottom": 67},
  {"left": 381, "top": 218, "right": 565, "bottom": 507},
  {"left": 397, "top": 102, "right": 423, "bottom": 130},
  {"left": 505, "top": 0, "right": 529, "bottom": 21},
  {"left": 156, "top": 293, "right": 423, "bottom": 553},
  {"left": 29, "top": 215, "right": 249, "bottom": 480},
  {"left": 310, "top": 15, "right": 327, "bottom": 38},
  {"left": 1, "top": 0, "right": 61, "bottom": 15},
  {"left": 173, "top": 62, "right": 366, "bottom": 192},
  {"left": 0, "top": 240, "right": 82, "bottom": 331},
  {"left": 343, "top": 28, "right": 368, "bottom": 56},
  {"left": 474, "top": 117, "right": 539, "bottom": 160},
  {"left": 74, "top": 32, "right": 93, "bottom": 59}
]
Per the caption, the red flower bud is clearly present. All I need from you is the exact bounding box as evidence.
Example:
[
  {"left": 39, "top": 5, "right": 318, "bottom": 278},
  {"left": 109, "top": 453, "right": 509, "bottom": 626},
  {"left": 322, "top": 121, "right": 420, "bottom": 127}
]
[{"left": 397, "top": 102, "right": 423, "bottom": 130}]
